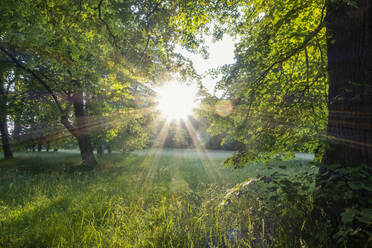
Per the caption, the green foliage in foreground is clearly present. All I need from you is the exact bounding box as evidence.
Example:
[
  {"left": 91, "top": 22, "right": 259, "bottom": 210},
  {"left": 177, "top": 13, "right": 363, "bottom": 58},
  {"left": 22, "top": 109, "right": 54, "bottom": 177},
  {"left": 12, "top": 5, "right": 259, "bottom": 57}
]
[{"left": 0, "top": 151, "right": 317, "bottom": 247}]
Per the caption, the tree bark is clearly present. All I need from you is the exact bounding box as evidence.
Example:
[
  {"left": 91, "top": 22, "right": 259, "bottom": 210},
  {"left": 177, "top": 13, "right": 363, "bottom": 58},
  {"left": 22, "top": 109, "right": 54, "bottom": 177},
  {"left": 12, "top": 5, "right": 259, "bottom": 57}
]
[
  {"left": 97, "top": 137, "right": 105, "bottom": 155},
  {"left": 97, "top": 145, "right": 104, "bottom": 155},
  {"left": 37, "top": 143, "right": 42, "bottom": 152},
  {"left": 324, "top": 0, "right": 372, "bottom": 166},
  {"left": 12, "top": 118, "right": 21, "bottom": 145},
  {"left": 314, "top": 0, "right": 372, "bottom": 245},
  {"left": 76, "top": 133, "right": 97, "bottom": 167},
  {"left": 73, "top": 93, "right": 97, "bottom": 168},
  {"left": 61, "top": 91, "right": 97, "bottom": 168},
  {"left": 0, "top": 117, "right": 13, "bottom": 159},
  {"left": 0, "top": 79, "right": 13, "bottom": 159}
]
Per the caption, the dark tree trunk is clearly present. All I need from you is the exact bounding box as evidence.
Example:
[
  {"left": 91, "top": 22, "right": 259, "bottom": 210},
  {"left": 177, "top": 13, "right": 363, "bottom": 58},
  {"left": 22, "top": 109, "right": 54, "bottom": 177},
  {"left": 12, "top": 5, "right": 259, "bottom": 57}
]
[
  {"left": 12, "top": 118, "right": 21, "bottom": 145},
  {"left": 0, "top": 118, "right": 13, "bottom": 159},
  {"left": 32, "top": 145, "right": 36, "bottom": 152},
  {"left": 97, "top": 138, "right": 105, "bottom": 155},
  {"left": 61, "top": 90, "right": 97, "bottom": 168},
  {"left": 0, "top": 80, "right": 13, "bottom": 159},
  {"left": 324, "top": 0, "right": 372, "bottom": 166},
  {"left": 73, "top": 92, "right": 97, "bottom": 168},
  {"left": 46, "top": 145, "right": 50, "bottom": 152},
  {"left": 97, "top": 145, "right": 104, "bottom": 155},
  {"left": 37, "top": 143, "right": 42, "bottom": 152},
  {"left": 107, "top": 145, "right": 112, "bottom": 154},
  {"left": 76, "top": 133, "right": 97, "bottom": 167},
  {"left": 314, "top": 0, "right": 372, "bottom": 246}
]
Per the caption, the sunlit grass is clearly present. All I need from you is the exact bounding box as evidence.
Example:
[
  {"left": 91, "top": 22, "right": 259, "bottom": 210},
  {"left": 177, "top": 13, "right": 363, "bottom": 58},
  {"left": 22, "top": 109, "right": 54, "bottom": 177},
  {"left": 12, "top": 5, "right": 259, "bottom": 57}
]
[{"left": 0, "top": 151, "right": 316, "bottom": 247}]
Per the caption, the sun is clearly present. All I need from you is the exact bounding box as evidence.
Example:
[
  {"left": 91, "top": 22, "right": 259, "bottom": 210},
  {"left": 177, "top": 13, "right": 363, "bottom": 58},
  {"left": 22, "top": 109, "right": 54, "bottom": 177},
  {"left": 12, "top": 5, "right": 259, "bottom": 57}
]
[{"left": 156, "top": 82, "right": 198, "bottom": 120}]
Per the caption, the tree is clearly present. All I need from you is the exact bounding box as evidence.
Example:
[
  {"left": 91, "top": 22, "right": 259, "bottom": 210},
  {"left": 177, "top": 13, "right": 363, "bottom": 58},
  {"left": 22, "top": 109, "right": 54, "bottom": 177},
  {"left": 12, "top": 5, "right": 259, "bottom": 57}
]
[
  {"left": 0, "top": 67, "right": 13, "bottom": 159},
  {"left": 204, "top": 0, "right": 327, "bottom": 166},
  {"left": 323, "top": 0, "right": 371, "bottom": 172},
  {"left": 200, "top": 0, "right": 371, "bottom": 245},
  {"left": 314, "top": 0, "right": 372, "bottom": 245},
  {"left": 0, "top": 0, "right": 198, "bottom": 168}
]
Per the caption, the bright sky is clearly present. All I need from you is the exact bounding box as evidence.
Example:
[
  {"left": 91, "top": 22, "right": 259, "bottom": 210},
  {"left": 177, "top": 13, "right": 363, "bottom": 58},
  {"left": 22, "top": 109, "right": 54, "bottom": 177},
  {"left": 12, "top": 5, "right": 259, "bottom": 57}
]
[
  {"left": 176, "top": 35, "right": 236, "bottom": 94},
  {"left": 156, "top": 82, "right": 198, "bottom": 120},
  {"left": 154, "top": 35, "right": 236, "bottom": 120}
]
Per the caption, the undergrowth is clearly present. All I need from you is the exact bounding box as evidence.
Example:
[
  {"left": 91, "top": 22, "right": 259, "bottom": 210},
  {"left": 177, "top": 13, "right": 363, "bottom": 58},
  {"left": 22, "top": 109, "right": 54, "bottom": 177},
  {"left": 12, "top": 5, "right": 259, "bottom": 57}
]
[{"left": 0, "top": 151, "right": 317, "bottom": 247}]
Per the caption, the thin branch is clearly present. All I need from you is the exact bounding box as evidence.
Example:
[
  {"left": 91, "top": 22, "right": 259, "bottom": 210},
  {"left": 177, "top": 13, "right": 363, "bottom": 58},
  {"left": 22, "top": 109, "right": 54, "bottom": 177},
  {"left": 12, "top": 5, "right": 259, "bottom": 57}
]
[
  {"left": 0, "top": 46, "right": 65, "bottom": 113},
  {"left": 96, "top": 0, "right": 119, "bottom": 49},
  {"left": 315, "top": 37, "right": 328, "bottom": 103},
  {"left": 136, "top": 0, "right": 164, "bottom": 66},
  {"left": 146, "top": 0, "right": 164, "bottom": 20},
  {"left": 235, "top": 3, "right": 326, "bottom": 132},
  {"left": 252, "top": 2, "right": 327, "bottom": 95},
  {"left": 304, "top": 47, "right": 310, "bottom": 84},
  {"left": 136, "top": 34, "right": 152, "bottom": 66}
]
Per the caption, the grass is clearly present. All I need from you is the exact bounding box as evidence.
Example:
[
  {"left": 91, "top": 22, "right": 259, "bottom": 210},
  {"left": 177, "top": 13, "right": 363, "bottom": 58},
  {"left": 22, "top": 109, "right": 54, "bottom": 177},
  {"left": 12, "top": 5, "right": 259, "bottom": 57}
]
[{"left": 0, "top": 150, "right": 316, "bottom": 247}]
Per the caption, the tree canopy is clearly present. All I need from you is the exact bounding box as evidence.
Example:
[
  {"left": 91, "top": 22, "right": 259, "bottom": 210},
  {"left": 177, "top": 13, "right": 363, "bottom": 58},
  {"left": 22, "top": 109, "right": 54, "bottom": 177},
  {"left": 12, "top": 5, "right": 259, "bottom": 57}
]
[
  {"left": 1, "top": 0, "right": 371, "bottom": 246},
  {"left": 0, "top": 0, "right": 203, "bottom": 166},
  {"left": 202, "top": 0, "right": 328, "bottom": 167}
]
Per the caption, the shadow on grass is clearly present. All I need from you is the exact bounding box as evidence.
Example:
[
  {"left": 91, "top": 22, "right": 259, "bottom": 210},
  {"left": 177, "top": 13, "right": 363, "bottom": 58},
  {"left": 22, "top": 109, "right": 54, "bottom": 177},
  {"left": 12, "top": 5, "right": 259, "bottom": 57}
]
[
  {"left": 0, "top": 152, "right": 141, "bottom": 174},
  {"left": 0, "top": 154, "right": 146, "bottom": 247},
  {"left": 0, "top": 152, "right": 82, "bottom": 173},
  {"left": 0, "top": 197, "right": 72, "bottom": 247}
]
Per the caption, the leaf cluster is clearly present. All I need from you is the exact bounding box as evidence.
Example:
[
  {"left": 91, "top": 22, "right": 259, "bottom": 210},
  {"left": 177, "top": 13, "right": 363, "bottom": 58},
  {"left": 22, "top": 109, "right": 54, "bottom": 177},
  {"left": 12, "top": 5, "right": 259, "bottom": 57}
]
[{"left": 203, "top": 0, "right": 328, "bottom": 167}]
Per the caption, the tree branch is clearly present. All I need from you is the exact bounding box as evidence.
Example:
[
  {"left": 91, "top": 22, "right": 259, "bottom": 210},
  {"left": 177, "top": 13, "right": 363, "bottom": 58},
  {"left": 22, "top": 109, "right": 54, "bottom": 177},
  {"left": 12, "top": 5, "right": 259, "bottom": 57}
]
[
  {"left": 96, "top": 0, "right": 119, "bottom": 49},
  {"left": 136, "top": 0, "right": 164, "bottom": 66},
  {"left": 0, "top": 46, "right": 70, "bottom": 123},
  {"left": 247, "top": 2, "right": 327, "bottom": 100}
]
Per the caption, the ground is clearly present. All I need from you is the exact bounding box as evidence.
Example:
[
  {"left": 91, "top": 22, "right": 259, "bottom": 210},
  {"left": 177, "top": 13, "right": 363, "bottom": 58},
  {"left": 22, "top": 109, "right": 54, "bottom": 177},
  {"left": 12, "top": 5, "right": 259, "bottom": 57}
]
[{"left": 0, "top": 150, "right": 315, "bottom": 247}]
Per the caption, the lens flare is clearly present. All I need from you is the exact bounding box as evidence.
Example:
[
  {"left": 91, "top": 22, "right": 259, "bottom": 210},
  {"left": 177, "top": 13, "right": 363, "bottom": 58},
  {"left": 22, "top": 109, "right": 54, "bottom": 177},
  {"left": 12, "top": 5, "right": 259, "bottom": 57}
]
[{"left": 215, "top": 100, "right": 233, "bottom": 117}]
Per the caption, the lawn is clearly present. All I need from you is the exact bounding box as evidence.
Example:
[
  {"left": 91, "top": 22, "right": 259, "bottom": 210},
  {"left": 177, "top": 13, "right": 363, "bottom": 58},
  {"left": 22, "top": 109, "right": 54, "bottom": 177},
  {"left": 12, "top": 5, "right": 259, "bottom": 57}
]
[{"left": 0, "top": 150, "right": 316, "bottom": 247}]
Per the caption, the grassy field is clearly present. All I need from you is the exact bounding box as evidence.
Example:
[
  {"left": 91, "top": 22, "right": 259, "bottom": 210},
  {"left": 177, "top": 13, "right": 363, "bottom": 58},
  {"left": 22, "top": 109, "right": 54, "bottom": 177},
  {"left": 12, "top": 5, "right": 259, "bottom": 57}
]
[{"left": 0, "top": 150, "right": 316, "bottom": 247}]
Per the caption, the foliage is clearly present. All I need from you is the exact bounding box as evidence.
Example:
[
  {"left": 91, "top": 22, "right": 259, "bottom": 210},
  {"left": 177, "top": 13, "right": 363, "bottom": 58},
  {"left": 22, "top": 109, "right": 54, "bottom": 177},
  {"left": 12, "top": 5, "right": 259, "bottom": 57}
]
[
  {"left": 202, "top": 0, "right": 328, "bottom": 167},
  {"left": 0, "top": 0, "right": 370, "bottom": 246},
  {"left": 313, "top": 163, "right": 372, "bottom": 247},
  {"left": 221, "top": 160, "right": 317, "bottom": 247},
  {"left": 0, "top": 0, "right": 202, "bottom": 162}
]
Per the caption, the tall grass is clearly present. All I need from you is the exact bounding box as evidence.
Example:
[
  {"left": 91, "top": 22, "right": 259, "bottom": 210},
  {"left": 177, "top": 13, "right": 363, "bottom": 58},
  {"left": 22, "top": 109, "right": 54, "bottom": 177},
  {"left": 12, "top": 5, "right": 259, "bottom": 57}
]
[{"left": 0, "top": 151, "right": 316, "bottom": 247}]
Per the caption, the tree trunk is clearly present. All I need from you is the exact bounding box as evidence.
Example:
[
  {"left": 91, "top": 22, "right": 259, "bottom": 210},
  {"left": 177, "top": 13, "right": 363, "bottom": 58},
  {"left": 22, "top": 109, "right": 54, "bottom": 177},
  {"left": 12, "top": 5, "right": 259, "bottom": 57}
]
[
  {"left": 0, "top": 117, "right": 13, "bottom": 159},
  {"left": 324, "top": 0, "right": 372, "bottom": 166},
  {"left": 37, "top": 143, "right": 42, "bottom": 152},
  {"left": 12, "top": 118, "right": 21, "bottom": 145},
  {"left": 61, "top": 91, "right": 97, "bottom": 168},
  {"left": 314, "top": 0, "right": 372, "bottom": 245},
  {"left": 97, "top": 138, "right": 105, "bottom": 155},
  {"left": 0, "top": 47, "right": 97, "bottom": 167},
  {"left": 76, "top": 133, "right": 97, "bottom": 167},
  {"left": 107, "top": 145, "right": 112, "bottom": 154},
  {"left": 0, "top": 80, "right": 13, "bottom": 159},
  {"left": 97, "top": 145, "right": 104, "bottom": 155}
]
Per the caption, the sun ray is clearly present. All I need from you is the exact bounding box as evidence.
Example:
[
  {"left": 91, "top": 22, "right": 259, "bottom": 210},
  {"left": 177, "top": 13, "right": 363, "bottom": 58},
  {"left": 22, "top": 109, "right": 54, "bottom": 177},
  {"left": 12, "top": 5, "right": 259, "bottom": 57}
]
[
  {"left": 183, "top": 119, "right": 224, "bottom": 184},
  {"left": 135, "top": 119, "right": 171, "bottom": 193}
]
